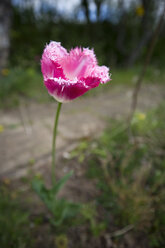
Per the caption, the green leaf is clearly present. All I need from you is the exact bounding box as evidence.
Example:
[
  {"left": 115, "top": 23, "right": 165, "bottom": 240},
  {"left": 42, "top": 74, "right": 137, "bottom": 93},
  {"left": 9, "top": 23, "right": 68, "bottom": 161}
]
[
  {"left": 32, "top": 178, "right": 52, "bottom": 210},
  {"left": 51, "top": 198, "right": 81, "bottom": 227},
  {"left": 52, "top": 171, "right": 73, "bottom": 195}
]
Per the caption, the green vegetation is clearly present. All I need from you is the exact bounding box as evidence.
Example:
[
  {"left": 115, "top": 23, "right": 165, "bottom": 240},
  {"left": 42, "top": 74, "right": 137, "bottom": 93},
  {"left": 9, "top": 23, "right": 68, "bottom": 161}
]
[
  {"left": 69, "top": 102, "right": 165, "bottom": 247},
  {"left": 84, "top": 102, "right": 165, "bottom": 247},
  {"left": 0, "top": 67, "right": 50, "bottom": 108},
  {"left": 0, "top": 185, "right": 33, "bottom": 248},
  {"left": 112, "top": 66, "right": 165, "bottom": 85}
]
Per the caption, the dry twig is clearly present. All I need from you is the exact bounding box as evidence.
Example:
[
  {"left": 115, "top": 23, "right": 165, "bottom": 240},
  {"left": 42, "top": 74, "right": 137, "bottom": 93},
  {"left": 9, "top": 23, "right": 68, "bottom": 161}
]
[{"left": 128, "top": 6, "right": 165, "bottom": 128}]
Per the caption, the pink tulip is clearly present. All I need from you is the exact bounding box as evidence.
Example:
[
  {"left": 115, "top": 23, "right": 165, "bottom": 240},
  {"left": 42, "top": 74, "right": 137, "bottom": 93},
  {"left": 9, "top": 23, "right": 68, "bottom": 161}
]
[{"left": 41, "top": 41, "right": 111, "bottom": 102}]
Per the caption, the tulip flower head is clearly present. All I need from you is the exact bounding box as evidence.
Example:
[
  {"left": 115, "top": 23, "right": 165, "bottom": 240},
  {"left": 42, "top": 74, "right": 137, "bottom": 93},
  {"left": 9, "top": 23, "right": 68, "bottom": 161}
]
[{"left": 41, "top": 41, "right": 111, "bottom": 102}]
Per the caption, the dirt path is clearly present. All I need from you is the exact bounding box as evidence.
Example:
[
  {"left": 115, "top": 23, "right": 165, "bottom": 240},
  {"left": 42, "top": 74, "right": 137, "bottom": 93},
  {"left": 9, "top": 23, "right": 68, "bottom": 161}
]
[{"left": 0, "top": 84, "right": 164, "bottom": 180}]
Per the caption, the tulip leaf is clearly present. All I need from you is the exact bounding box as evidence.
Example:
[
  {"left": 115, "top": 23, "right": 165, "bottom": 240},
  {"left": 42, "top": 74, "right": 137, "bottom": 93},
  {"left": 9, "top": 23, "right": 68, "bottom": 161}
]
[
  {"left": 32, "top": 178, "right": 53, "bottom": 210},
  {"left": 52, "top": 171, "right": 73, "bottom": 195},
  {"left": 50, "top": 198, "right": 81, "bottom": 227}
]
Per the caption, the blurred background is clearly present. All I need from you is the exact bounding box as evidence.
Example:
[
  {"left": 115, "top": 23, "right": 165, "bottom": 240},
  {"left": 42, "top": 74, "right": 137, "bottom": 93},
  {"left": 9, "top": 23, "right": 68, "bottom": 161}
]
[
  {"left": 0, "top": 0, "right": 165, "bottom": 105},
  {"left": 1, "top": 0, "right": 165, "bottom": 67},
  {"left": 0, "top": 0, "right": 165, "bottom": 248}
]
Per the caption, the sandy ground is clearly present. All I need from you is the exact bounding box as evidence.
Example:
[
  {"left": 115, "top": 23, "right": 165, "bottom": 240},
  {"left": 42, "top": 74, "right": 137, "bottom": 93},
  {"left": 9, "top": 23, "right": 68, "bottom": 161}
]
[{"left": 0, "top": 84, "right": 164, "bottom": 180}]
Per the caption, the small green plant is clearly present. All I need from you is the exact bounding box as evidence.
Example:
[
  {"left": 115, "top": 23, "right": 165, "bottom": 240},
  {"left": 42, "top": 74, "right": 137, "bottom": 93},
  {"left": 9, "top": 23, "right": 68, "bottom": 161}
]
[
  {"left": 32, "top": 172, "right": 81, "bottom": 232},
  {"left": 70, "top": 140, "right": 89, "bottom": 163}
]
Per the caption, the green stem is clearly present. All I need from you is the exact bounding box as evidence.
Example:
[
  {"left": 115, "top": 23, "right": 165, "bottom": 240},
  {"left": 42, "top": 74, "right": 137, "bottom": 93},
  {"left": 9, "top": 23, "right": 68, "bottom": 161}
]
[{"left": 52, "top": 102, "right": 62, "bottom": 186}]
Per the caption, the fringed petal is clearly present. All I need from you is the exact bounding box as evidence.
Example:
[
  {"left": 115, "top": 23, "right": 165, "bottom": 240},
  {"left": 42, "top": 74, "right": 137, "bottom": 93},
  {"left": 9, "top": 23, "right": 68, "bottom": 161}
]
[
  {"left": 91, "top": 65, "right": 110, "bottom": 84},
  {"left": 60, "top": 47, "right": 98, "bottom": 80},
  {"left": 43, "top": 41, "right": 68, "bottom": 63},
  {"left": 44, "top": 78, "right": 90, "bottom": 103},
  {"left": 41, "top": 41, "right": 67, "bottom": 80}
]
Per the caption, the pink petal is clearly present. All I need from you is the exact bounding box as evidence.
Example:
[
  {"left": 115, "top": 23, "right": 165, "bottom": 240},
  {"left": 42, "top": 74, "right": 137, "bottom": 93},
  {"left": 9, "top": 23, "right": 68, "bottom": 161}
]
[
  {"left": 91, "top": 65, "right": 110, "bottom": 84},
  {"left": 82, "top": 77, "right": 100, "bottom": 88},
  {"left": 41, "top": 58, "right": 66, "bottom": 80},
  {"left": 60, "top": 47, "right": 98, "bottom": 80},
  {"left": 44, "top": 78, "right": 90, "bottom": 103},
  {"left": 41, "top": 41, "right": 68, "bottom": 80},
  {"left": 43, "top": 41, "right": 68, "bottom": 63}
]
